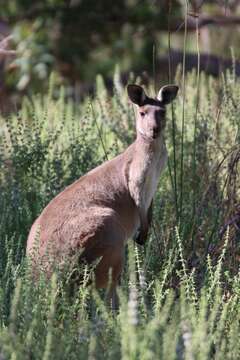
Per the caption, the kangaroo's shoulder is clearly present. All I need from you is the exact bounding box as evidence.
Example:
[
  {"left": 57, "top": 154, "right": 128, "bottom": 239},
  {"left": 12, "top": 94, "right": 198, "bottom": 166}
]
[{"left": 38, "top": 143, "right": 136, "bottom": 216}]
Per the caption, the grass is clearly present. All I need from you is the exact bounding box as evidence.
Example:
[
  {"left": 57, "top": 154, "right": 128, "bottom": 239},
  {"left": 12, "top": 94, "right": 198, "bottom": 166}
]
[{"left": 0, "top": 69, "right": 239, "bottom": 359}]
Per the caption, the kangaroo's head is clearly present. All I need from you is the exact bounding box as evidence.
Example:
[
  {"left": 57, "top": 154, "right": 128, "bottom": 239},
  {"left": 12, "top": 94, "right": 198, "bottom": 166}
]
[{"left": 127, "top": 84, "right": 178, "bottom": 140}]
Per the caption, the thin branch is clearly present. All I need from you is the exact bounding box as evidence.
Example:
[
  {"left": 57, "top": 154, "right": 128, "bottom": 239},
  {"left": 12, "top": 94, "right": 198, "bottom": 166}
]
[
  {"left": 0, "top": 35, "right": 16, "bottom": 58},
  {"left": 3, "top": 6, "right": 240, "bottom": 32},
  {"left": 0, "top": 49, "right": 16, "bottom": 55},
  {"left": 0, "top": 35, "right": 13, "bottom": 47},
  {"left": 168, "top": 14, "right": 240, "bottom": 32}
]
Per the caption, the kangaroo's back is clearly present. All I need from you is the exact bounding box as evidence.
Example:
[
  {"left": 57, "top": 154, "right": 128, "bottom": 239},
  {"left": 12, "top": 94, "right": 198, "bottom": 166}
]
[{"left": 27, "top": 144, "right": 138, "bottom": 257}]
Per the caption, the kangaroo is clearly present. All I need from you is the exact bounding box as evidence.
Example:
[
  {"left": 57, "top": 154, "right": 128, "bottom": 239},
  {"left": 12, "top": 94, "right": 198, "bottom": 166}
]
[{"left": 27, "top": 84, "right": 178, "bottom": 308}]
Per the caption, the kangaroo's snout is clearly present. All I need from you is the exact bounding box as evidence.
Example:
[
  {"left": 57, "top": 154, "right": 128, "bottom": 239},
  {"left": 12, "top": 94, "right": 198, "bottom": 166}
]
[
  {"left": 152, "top": 126, "right": 160, "bottom": 139},
  {"left": 152, "top": 109, "right": 167, "bottom": 138}
]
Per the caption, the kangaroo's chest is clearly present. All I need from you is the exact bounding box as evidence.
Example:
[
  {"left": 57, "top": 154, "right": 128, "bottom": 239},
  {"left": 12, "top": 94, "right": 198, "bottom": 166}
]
[
  {"left": 128, "top": 140, "right": 167, "bottom": 213},
  {"left": 142, "top": 144, "right": 167, "bottom": 210}
]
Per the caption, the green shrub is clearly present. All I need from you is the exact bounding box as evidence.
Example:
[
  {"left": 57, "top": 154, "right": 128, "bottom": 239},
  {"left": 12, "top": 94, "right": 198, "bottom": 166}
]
[{"left": 0, "top": 70, "right": 239, "bottom": 359}]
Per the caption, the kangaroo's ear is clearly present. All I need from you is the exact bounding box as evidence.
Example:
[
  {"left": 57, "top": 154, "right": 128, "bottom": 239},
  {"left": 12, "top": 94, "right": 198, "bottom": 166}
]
[
  {"left": 127, "top": 84, "right": 147, "bottom": 106},
  {"left": 157, "top": 85, "right": 179, "bottom": 105}
]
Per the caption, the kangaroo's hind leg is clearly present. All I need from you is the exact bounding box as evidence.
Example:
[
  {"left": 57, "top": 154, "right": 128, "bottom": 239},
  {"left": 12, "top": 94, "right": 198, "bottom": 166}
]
[
  {"left": 90, "top": 219, "right": 126, "bottom": 310},
  {"left": 94, "top": 244, "right": 125, "bottom": 310},
  {"left": 69, "top": 212, "right": 126, "bottom": 309}
]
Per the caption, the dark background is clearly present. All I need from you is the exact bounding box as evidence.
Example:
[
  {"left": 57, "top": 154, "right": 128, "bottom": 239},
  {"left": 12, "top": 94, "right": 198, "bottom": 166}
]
[{"left": 1, "top": 0, "right": 240, "bottom": 101}]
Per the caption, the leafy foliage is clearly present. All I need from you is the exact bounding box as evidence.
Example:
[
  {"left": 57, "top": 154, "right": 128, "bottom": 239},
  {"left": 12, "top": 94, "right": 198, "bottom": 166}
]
[
  {"left": 3, "top": 0, "right": 240, "bottom": 92},
  {"left": 0, "top": 70, "right": 240, "bottom": 359}
]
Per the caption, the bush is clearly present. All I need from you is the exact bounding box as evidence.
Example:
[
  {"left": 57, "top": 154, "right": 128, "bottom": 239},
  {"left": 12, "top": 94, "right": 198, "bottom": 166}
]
[{"left": 0, "top": 70, "right": 239, "bottom": 359}]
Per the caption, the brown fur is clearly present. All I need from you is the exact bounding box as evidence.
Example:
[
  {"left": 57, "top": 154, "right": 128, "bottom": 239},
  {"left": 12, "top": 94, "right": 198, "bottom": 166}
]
[{"left": 27, "top": 84, "right": 178, "bottom": 308}]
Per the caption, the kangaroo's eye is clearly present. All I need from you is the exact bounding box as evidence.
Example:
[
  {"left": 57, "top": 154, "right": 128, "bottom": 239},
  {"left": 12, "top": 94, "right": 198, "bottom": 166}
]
[{"left": 140, "top": 112, "right": 145, "bottom": 117}]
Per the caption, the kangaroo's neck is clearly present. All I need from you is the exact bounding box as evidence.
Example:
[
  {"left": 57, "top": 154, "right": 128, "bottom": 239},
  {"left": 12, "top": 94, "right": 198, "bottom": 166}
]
[
  {"left": 133, "top": 133, "right": 164, "bottom": 166},
  {"left": 127, "top": 131, "right": 167, "bottom": 211}
]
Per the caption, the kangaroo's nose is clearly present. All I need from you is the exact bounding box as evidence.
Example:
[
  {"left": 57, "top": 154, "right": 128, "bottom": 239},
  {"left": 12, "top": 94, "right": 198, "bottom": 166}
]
[{"left": 152, "top": 127, "right": 160, "bottom": 138}]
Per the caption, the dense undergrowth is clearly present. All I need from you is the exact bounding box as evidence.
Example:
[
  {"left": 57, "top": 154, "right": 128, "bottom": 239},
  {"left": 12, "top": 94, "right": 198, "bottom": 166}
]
[{"left": 0, "top": 71, "right": 239, "bottom": 359}]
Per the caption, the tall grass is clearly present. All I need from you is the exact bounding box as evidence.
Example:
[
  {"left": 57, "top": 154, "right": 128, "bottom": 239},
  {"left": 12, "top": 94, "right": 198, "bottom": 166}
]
[{"left": 0, "top": 70, "right": 239, "bottom": 359}]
